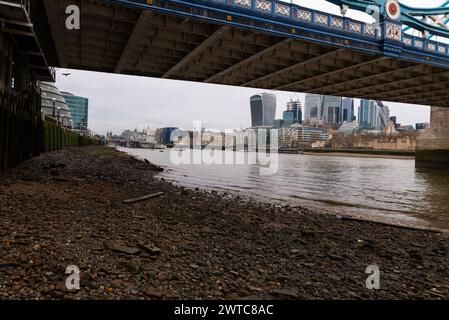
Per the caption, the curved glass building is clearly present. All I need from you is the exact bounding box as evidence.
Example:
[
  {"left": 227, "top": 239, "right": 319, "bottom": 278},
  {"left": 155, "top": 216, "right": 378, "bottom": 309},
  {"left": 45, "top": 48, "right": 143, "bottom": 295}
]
[
  {"left": 250, "top": 93, "right": 276, "bottom": 128},
  {"left": 40, "top": 82, "right": 72, "bottom": 129}
]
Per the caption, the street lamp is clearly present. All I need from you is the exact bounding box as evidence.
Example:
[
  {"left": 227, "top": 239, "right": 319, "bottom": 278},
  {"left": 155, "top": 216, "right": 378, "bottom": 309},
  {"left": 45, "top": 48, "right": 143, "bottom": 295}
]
[
  {"left": 52, "top": 98, "right": 56, "bottom": 118},
  {"left": 57, "top": 107, "right": 61, "bottom": 126}
]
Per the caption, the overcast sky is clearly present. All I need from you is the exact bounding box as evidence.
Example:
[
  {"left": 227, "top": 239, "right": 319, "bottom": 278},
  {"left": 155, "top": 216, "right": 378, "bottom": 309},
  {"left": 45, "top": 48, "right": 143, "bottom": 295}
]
[{"left": 54, "top": 0, "right": 439, "bottom": 135}]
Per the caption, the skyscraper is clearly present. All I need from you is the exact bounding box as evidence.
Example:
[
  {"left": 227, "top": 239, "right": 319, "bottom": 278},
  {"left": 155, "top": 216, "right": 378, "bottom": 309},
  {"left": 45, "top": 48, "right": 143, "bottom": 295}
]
[
  {"left": 286, "top": 99, "right": 302, "bottom": 124},
  {"left": 359, "top": 100, "right": 377, "bottom": 130},
  {"left": 378, "top": 103, "right": 389, "bottom": 130},
  {"left": 61, "top": 92, "right": 89, "bottom": 132},
  {"left": 250, "top": 93, "right": 276, "bottom": 127},
  {"left": 304, "top": 94, "right": 322, "bottom": 124},
  {"left": 322, "top": 95, "right": 342, "bottom": 125},
  {"left": 383, "top": 105, "right": 390, "bottom": 126},
  {"left": 304, "top": 94, "right": 345, "bottom": 126},
  {"left": 341, "top": 98, "right": 355, "bottom": 122},
  {"left": 358, "top": 100, "right": 389, "bottom": 131}
]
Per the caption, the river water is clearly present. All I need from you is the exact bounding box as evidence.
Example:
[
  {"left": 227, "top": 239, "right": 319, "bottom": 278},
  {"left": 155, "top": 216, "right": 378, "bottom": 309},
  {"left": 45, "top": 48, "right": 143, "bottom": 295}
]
[{"left": 120, "top": 147, "right": 449, "bottom": 231}]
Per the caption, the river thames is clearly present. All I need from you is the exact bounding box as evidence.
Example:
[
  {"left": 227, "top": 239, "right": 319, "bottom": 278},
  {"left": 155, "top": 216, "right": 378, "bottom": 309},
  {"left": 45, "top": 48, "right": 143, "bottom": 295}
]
[{"left": 121, "top": 148, "right": 449, "bottom": 231}]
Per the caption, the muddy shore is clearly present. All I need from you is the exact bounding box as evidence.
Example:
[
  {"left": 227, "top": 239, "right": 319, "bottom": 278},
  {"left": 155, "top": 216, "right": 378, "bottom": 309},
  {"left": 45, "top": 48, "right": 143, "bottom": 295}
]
[{"left": 0, "top": 146, "right": 448, "bottom": 300}]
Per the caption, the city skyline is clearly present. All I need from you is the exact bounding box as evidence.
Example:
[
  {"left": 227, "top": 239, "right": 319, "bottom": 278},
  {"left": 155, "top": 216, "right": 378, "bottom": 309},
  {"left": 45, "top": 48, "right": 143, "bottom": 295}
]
[
  {"left": 54, "top": 69, "right": 430, "bottom": 135},
  {"left": 52, "top": 0, "right": 438, "bottom": 135}
]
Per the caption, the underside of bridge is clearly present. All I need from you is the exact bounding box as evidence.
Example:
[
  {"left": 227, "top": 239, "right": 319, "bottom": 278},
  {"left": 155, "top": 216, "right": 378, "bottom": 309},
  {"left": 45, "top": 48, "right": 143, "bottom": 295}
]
[
  {"left": 32, "top": 0, "right": 449, "bottom": 108},
  {"left": 19, "top": 0, "right": 449, "bottom": 168}
]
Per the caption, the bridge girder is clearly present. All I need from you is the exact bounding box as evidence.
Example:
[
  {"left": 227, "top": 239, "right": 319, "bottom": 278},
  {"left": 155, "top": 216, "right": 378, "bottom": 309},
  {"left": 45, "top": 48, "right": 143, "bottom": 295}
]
[{"left": 29, "top": 0, "right": 449, "bottom": 107}]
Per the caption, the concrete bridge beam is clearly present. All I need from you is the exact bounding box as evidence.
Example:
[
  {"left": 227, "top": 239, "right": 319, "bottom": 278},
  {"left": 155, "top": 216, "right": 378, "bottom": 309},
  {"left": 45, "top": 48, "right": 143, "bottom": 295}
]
[{"left": 416, "top": 107, "right": 449, "bottom": 169}]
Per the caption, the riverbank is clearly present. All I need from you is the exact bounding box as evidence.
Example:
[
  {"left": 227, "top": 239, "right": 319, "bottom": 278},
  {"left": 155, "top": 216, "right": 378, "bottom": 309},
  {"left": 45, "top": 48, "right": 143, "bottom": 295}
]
[
  {"left": 303, "top": 152, "right": 415, "bottom": 160},
  {"left": 1, "top": 146, "right": 449, "bottom": 300},
  {"left": 302, "top": 148, "right": 415, "bottom": 159}
]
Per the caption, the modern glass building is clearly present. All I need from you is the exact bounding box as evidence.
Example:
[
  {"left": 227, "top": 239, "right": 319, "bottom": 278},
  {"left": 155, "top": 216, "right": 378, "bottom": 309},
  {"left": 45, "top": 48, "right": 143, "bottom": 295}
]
[
  {"left": 359, "top": 99, "right": 377, "bottom": 130},
  {"left": 286, "top": 99, "right": 302, "bottom": 124},
  {"left": 61, "top": 92, "right": 89, "bottom": 132},
  {"left": 341, "top": 98, "right": 355, "bottom": 122},
  {"left": 326, "top": 106, "right": 341, "bottom": 124},
  {"left": 304, "top": 94, "right": 322, "bottom": 124},
  {"left": 380, "top": 104, "right": 389, "bottom": 130},
  {"left": 40, "top": 82, "right": 72, "bottom": 129},
  {"left": 155, "top": 127, "right": 180, "bottom": 145},
  {"left": 250, "top": 93, "right": 276, "bottom": 127},
  {"left": 283, "top": 111, "right": 295, "bottom": 121},
  {"left": 305, "top": 95, "right": 353, "bottom": 126},
  {"left": 322, "top": 95, "right": 342, "bottom": 125},
  {"left": 358, "top": 100, "right": 388, "bottom": 131}
]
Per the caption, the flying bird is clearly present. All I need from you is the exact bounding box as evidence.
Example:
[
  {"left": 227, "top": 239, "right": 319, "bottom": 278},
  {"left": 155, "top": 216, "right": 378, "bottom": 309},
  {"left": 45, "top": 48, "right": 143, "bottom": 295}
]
[{"left": 62, "top": 73, "right": 71, "bottom": 77}]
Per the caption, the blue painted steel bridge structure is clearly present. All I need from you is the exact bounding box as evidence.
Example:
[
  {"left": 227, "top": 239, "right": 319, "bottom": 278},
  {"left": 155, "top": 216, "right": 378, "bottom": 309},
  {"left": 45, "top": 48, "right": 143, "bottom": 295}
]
[{"left": 4, "top": 0, "right": 449, "bottom": 106}]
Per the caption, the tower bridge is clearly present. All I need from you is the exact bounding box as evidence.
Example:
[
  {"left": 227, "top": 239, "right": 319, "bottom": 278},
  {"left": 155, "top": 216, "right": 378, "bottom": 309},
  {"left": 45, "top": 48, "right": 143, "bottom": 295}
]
[{"left": 1, "top": 0, "right": 449, "bottom": 168}]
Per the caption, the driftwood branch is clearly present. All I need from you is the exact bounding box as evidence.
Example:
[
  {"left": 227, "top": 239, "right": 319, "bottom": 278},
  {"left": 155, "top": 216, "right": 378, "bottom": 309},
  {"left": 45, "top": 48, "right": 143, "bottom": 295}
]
[
  {"left": 339, "top": 215, "right": 447, "bottom": 234},
  {"left": 123, "top": 192, "right": 164, "bottom": 204}
]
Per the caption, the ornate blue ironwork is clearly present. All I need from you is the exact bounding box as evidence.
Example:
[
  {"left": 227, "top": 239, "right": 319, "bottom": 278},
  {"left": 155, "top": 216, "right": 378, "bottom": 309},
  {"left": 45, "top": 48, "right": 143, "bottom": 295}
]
[
  {"left": 327, "top": 0, "right": 449, "bottom": 38},
  {"left": 104, "top": 0, "right": 449, "bottom": 68}
]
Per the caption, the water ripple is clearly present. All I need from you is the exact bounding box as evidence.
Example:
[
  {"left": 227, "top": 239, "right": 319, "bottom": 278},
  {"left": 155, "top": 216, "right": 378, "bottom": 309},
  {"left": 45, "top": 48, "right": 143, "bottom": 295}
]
[{"left": 121, "top": 148, "right": 449, "bottom": 230}]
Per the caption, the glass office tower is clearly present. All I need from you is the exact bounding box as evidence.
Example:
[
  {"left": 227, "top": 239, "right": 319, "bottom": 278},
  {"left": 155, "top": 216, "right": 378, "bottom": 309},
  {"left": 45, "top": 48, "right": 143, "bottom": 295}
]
[
  {"left": 342, "top": 98, "right": 355, "bottom": 122},
  {"left": 359, "top": 100, "right": 388, "bottom": 131},
  {"left": 250, "top": 93, "right": 277, "bottom": 127},
  {"left": 286, "top": 99, "right": 302, "bottom": 124},
  {"left": 304, "top": 94, "right": 322, "bottom": 124},
  {"left": 61, "top": 92, "right": 89, "bottom": 132}
]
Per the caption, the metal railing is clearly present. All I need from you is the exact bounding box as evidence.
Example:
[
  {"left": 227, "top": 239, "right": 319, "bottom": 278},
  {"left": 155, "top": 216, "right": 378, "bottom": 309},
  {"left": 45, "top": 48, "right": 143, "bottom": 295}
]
[
  {"left": 206, "top": 0, "right": 449, "bottom": 56},
  {"left": 209, "top": 0, "right": 380, "bottom": 39},
  {"left": 1, "top": 0, "right": 30, "bottom": 14},
  {"left": 21, "top": 0, "right": 30, "bottom": 15}
]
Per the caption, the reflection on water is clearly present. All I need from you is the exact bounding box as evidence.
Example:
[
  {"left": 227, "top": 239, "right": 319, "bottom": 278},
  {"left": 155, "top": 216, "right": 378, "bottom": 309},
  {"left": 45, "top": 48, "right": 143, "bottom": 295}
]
[{"left": 120, "top": 148, "right": 449, "bottom": 230}]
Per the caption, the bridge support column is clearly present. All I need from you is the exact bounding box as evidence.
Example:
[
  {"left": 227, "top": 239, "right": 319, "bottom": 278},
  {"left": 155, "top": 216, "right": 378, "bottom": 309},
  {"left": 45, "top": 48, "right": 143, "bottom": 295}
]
[{"left": 416, "top": 107, "right": 449, "bottom": 169}]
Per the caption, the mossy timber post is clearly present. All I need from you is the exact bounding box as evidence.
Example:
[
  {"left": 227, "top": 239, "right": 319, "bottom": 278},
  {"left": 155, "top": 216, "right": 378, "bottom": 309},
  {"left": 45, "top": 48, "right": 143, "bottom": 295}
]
[
  {"left": 0, "top": 89, "right": 99, "bottom": 170},
  {"left": 0, "top": 88, "right": 42, "bottom": 170}
]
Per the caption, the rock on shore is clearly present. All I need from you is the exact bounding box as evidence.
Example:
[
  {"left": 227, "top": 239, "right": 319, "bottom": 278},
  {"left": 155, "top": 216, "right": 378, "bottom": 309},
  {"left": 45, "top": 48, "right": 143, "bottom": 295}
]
[{"left": 0, "top": 146, "right": 448, "bottom": 300}]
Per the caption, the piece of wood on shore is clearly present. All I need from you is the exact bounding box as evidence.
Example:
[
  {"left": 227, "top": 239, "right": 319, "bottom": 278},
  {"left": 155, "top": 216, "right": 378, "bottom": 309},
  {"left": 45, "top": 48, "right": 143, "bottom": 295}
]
[
  {"left": 339, "top": 215, "right": 448, "bottom": 234},
  {"left": 123, "top": 192, "right": 164, "bottom": 204}
]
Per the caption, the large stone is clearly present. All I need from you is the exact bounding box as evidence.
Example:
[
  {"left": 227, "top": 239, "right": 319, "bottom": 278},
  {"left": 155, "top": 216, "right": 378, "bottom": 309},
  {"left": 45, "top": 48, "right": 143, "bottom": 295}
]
[
  {"left": 126, "top": 260, "right": 140, "bottom": 274},
  {"left": 145, "top": 289, "right": 163, "bottom": 300},
  {"left": 137, "top": 242, "right": 161, "bottom": 256},
  {"left": 111, "top": 245, "right": 141, "bottom": 255}
]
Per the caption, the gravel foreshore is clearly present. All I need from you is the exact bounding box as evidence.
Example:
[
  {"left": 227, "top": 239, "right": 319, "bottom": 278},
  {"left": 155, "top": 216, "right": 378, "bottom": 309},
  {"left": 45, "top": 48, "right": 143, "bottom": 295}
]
[{"left": 0, "top": 146, "right": 449, "bottom": 300}]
